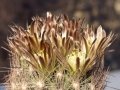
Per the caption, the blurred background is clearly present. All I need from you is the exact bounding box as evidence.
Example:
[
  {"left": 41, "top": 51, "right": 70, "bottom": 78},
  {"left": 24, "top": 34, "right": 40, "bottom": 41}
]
[{"left": 0, "top": 0, "right": 120, "bottom": 89}]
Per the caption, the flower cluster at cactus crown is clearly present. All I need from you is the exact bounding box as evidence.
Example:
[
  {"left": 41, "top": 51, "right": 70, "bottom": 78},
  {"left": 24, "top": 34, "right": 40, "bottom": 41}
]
[{"left": 7, "top": 12, "right": 114, "bottom": 90}]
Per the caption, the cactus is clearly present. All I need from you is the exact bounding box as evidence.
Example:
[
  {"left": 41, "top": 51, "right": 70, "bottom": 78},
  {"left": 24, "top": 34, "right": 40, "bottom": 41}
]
[{"left": 6, "top": 12, "right": 114, "bottom": 90}]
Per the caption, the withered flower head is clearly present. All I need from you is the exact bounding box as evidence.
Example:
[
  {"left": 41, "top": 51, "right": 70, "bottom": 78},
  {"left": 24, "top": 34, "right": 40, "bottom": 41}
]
[
  {"left": 7, "top": 12, "right": 114, "bottom": 90},
  {"left": 66, "top": 25, "right": 113, "bottom": 73}
]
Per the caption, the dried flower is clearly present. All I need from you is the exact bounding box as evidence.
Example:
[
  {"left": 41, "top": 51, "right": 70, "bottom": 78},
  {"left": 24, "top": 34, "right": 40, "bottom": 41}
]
[
  {"left": 6, "top": 12, "right": 114, "bottom": 90},
  {"left": 66, "top": 25, "right": 113, "bottom": 73}
]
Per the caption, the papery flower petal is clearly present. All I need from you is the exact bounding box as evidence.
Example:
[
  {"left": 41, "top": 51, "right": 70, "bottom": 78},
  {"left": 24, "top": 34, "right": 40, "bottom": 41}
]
[{"left": 96, "top": 26, "right": 106, "bottom": 48}]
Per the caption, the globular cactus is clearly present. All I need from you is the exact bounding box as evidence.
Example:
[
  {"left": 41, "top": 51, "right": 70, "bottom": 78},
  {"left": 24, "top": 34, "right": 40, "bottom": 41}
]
[{"left": 6, "top": 12, "right": 114, "bottom": 90}]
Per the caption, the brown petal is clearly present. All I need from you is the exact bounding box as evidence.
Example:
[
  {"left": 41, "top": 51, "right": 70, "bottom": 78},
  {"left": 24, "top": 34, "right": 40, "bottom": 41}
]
[
  {"left": 39, "top": 56, "right": 46, "bottom": 69},
  {"left": 29, "top": 36, "right": 36, "bottom": 48},
  {"left": 76, "top": 57, "right": 80, "bottom": 71},
  {"left": 83, "top": 58, "right": 90, "bottom": 71},
  {"left": 30, "top": 21, "right": 35, "bottom": 34}
]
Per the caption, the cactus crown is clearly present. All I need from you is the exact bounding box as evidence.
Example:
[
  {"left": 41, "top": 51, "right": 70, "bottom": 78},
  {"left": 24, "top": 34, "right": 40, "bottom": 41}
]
[{"left": 7, "top": 12, "right": 114, "bottom": 90}]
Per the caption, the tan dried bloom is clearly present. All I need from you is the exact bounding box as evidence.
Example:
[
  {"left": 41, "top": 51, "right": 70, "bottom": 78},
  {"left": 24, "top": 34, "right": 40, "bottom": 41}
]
[
  {"left": 66, "top": 25, "right": 113, "bottom": 73},
  {"left": 6, "top": 12, "right": 114, "bottom": 90}
]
